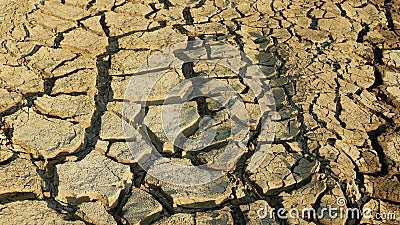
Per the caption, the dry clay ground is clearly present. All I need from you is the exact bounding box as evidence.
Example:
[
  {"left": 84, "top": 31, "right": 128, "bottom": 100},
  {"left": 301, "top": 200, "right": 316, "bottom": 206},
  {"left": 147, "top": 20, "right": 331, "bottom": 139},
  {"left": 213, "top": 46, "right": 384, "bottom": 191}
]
[{"left": 0, "top": 0, "right": 400, "bottom": 224}]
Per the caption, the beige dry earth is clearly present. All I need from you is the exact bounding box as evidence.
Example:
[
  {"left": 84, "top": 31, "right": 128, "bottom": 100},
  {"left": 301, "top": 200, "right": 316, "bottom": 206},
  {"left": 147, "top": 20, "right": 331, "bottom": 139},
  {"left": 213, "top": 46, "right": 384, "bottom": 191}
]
[{"left": 0, "top": 0, "right": 400, "bottom": 224}]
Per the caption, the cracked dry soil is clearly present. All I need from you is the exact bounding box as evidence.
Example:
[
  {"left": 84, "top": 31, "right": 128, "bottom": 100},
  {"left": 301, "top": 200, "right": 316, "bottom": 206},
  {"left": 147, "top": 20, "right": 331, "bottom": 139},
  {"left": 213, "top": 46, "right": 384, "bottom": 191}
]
[{"left": 0, "top": 0, "right": 400, "bottom": 224}]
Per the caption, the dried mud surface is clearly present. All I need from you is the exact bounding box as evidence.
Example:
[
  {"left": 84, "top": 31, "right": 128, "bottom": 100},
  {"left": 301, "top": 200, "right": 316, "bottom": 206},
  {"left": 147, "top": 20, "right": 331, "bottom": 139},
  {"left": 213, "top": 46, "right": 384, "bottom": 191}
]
[{"left": 0, "top": 0, "right": 399, "bottom": 224}]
